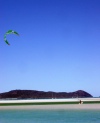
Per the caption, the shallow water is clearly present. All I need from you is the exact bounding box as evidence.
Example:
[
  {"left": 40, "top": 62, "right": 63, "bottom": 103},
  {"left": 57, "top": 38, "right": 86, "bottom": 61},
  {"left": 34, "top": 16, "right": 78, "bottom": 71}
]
[{"left": 0, "top": 109, "right": 100, "bottom": 123}]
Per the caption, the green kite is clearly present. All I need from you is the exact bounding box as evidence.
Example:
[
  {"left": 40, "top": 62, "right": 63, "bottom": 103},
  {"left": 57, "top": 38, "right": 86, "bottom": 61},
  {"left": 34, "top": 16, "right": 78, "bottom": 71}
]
[{"left": 4, "top": 30, "right": 19, "bottom": 45}]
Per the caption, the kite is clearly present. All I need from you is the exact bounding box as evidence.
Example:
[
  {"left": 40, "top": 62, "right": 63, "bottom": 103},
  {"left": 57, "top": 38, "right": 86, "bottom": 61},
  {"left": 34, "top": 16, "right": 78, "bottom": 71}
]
[{"left": 4, "top": 30, "right": 19, "bottom": 45}]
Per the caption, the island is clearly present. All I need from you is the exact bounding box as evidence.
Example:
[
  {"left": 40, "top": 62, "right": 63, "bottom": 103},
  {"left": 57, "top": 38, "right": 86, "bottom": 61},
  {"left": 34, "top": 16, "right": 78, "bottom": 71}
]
[{"left": 0, "top": 89, "right": 92, "bottom": 99}]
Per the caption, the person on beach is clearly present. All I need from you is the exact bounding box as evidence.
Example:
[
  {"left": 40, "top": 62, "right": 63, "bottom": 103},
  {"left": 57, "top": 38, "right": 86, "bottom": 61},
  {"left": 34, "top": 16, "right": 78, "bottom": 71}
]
[{"left": 79, "top": 100, "right": 83, "bottom": 104}]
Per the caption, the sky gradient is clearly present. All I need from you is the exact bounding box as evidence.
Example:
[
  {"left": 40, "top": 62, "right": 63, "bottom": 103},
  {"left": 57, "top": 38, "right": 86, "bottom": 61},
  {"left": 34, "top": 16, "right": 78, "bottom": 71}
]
[{"left": 0, "top": 0, "right": 100, "bottom": 97}]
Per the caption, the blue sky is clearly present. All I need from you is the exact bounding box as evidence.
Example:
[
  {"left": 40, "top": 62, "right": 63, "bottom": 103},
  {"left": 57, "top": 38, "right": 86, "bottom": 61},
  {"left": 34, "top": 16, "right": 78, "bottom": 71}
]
[{"left": 0, "top": 0, "right": 100, "bottom": 97}]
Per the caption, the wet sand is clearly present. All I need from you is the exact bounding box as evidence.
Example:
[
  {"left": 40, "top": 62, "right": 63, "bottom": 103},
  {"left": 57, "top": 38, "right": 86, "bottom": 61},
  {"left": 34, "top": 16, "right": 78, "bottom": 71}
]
[{"left": 0, "top": 104, "right": 100, "bottom": 110}]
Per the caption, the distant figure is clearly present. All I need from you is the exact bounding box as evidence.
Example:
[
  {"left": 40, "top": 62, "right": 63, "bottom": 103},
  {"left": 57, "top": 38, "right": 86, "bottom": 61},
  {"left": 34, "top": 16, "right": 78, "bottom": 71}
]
[{"left": 79, "top": 100, "right": 83, "bottom": 104}]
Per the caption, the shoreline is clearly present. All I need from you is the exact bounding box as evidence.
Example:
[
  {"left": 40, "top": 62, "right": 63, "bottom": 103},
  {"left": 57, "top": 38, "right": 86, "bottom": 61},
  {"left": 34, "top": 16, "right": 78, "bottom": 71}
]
[
  {"left": 0, "top": 98, "right": 100, "bottom": 106},
  {"left": 0, "top": 98, "right": 100, "bottom": 110},
  {"left": 0, "top": 104, "right": 100, "bottom": 110},
  {"left": 0, "top": 98, "right": 100, "bottom": 103}
]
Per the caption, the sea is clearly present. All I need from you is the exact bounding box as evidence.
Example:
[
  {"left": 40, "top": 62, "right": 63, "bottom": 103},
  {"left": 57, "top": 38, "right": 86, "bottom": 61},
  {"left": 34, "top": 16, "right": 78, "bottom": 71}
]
[{"left": 0, "top": 109, "right": 100, "bottom": 123}]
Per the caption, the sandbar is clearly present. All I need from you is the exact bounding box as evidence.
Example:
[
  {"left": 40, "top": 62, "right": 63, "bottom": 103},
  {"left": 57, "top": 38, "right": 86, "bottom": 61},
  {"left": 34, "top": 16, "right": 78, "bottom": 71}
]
[{"left": 0, "top": 104, "right": 100, "bottom": 110}]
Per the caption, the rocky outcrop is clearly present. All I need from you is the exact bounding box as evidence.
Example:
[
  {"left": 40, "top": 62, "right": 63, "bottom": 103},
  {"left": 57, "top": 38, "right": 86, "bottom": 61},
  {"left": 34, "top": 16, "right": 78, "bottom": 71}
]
[{"left": 0, "top": 89, "right": 92, "bottom": 99}]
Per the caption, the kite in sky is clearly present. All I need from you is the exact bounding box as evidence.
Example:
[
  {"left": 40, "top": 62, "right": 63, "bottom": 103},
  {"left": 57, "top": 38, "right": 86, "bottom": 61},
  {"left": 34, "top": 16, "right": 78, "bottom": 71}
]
[{"left": 4, "top": 30, "right": 19, "bottom": 45}]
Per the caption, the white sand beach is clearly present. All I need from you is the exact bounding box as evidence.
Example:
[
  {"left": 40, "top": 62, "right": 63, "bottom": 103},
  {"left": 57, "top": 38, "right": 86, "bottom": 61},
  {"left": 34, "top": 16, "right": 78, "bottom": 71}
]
[
  {"left": 0, "top": 98, "right": 100, "bottom": 103},
  {"left": 0, "top": 98, "right": 100, "bottom": 110},
  {"left": 0, "top": 104, "right": 100, "bottom": 110}
]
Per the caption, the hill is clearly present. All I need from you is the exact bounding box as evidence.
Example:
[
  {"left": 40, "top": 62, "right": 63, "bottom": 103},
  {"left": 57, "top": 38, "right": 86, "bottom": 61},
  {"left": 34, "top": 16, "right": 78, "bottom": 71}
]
[{"left": 0, "top": 90, "right": 92, "bottom": 99}]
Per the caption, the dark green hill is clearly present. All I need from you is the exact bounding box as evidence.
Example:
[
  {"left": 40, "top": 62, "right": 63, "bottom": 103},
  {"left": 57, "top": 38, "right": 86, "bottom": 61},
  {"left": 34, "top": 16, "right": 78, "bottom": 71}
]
[{"left": 0, "top": 90, "right": 92, "bottom": 99}]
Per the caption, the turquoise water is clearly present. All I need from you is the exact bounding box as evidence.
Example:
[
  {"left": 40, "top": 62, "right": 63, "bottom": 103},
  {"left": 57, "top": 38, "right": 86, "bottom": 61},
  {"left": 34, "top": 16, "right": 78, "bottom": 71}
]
[{"left": 0, "top": 109, "right": 100, "bottom": 123}]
